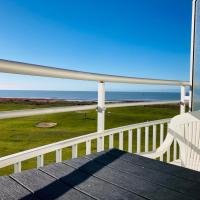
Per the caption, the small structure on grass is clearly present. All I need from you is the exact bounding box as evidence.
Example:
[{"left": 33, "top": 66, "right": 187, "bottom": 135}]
[{"left": 36, "top": 122, "right": 57, "bottom": 128}]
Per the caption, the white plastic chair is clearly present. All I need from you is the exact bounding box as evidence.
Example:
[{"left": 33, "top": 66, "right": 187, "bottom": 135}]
[{"left": 144, "top": 110, "right": 200, "bottom": 171}]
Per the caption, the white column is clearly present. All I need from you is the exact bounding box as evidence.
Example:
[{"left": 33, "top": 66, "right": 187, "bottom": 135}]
[
  {"left": 37, "top": 155, "right": 44, "bottom": 168},
  {"left": 97, "top": 81, "right": 105, "bottom": 152},
  {"left": 189, "top": 86, "right": 192, "bottom": 112},
  {"left": 14, "top": 162, "right": 21, "bottom": 173},
  {"left": 56, "top": 149, "right": 62, "bottom": 163},
  {"left": 72, "top": 144, "right": 78, "bottom": 158},
  {"left": 189, "top": 0, "right": 196, "bottom": 112},
  {"left": 180, "top": 85, "right": 186, "bottom": 114}
]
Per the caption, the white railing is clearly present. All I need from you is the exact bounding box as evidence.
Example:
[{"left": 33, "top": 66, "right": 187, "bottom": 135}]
[
  {"left": 0, "top": 59, "right": 189, "bottom": 174},
  {"left": 0, "top": 118, "right": 172, "bottom": 173}
]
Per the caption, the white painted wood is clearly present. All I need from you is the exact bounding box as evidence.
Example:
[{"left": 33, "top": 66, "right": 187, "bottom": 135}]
[
  {"left": 167, "top": 147, "right": 170, "bottom": 163},
  {"left": 97, "top": 137, "right": 103, "bottom": 152},
  {"left": 37, "top": 155, "right": 44, "bottom": 168},
  {"left": 144, "top": 111, "right": 200, "bottom": 171},
  {"left": 173, "top": 139, "right": 177, "bottom": 161},
  {"left": 0, "top": 118, "right": 170, "bottom": 169},
  {"left": 0, "top": 105, "right": 97, "bottom": 120},
  {"left": 137, "top": 128, "right": 141, "bottom": 153},
  {"left": 14, "top": 162, "right": 21, "bottom": 173},
  {"left": 109, "top": 134, "right": 114, "bottom": 149},
  {"left": 101, "top": 137, "right": 105, "bottom": 151},
  {"left": 72, "top": 144, "right": 78, "bottom": 158},
  {"left": 0, "top": 59, "right": 189, "bottom": 86},
  {"left": 86, "top": 140, "right": 91, "bottom": 155},
  {"left": 189, "top": 0, "right": 197, "bottom": 112},
  {"left": 119, "top": 131, "right": 124, "bottom": 150},
  {"left": 97, "top": 81, "right": 105, "bottom": 152},
  {"left": 160, "top": 124, "right": 164, "bottom": 161},
  {"left": 56, "top": 149, "right": 62, "bottom": 163},
  {"left": 128, "top": 130, "right": 133, "bottom": 153},
  {"left": 145, "top": 126, "right": 149, "bottom": 152},
  {"left": 153, "top": 125, "right": 157, "bottom": 151},
  {"left": 106, "top": 101, "right": 180, "bottom": 109},
  {"left": 0, "top": 102, "right": 181, "bottom": 120},
  {"left": 180, "top": 85, "right": 186, "bottom": 114}
]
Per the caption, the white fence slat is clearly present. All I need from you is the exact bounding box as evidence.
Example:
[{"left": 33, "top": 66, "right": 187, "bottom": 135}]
[
  {"left": 167, "top": 147, "right": 170, "bottom": 163},
  {"left": 137, "top": 128, "right": 141, "bottom": 153},
  {"left": 86, "top": 140, "right": 91, "bottom": 155},
  {"left": 72, "top": 144, "right": 78, "bottom": 158},
  {"left": 97, "top": 137, "right": 103, "bottom": 152},
  {"left": 153, "top": 125, "right": 157, "bottom": 151},
  {"left": 174, "top": 139, "right": 177, "bottom": 161},
  {"left": 56, "top": 149, "right": 62, "bottom": 163},
  {"left": 37, "top": 155, "right": 44, "bottom": 168},
  {"left": 128, "top": 130, "right": 133, "bottom": 153},
  {"left": 102, "top": 137, "right": 104, "bottom": 151},
  {"left": 160, "top": 124, "right": 164, "bottom": 161},
  {"left": 145, "top": 126, "right": 149, "bottom": 152},
  {"left": 109, "top": 134, "right": 114, "bottom": 149},
  {"left": 14, "top": 162, "right": 21, "bottom": 173},
  {"left": 119, "top": 131, "right": 124, "bottom": 150}
]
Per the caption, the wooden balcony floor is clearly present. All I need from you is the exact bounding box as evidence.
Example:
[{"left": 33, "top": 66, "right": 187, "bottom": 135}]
[{"left": 1, "top": 148, "right": 200, "bottom": 200}]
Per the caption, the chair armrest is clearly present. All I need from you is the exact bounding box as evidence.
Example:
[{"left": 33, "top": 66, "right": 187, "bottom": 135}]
[{"left": 141, "top": 130, "right": 174, "bottom": 159}]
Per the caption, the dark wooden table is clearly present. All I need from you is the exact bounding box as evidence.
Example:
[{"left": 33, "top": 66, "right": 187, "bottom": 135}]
[{"left": 1, "top": 148, "right": 200, "bottom": 200}]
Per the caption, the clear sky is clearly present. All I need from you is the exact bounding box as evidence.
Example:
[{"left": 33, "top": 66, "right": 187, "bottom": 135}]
[{"left": 0, "top": 0, "right": 192, "bottom": 91}]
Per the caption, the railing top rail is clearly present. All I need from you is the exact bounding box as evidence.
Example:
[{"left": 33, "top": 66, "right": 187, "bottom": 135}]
[{"left": 0, "top": 59, "right": 189, "bottom": 86}]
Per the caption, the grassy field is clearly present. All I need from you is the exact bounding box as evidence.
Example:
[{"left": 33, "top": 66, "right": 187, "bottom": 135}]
[{"left": 0, "top": 100, "right": 180, "bottom": 175}]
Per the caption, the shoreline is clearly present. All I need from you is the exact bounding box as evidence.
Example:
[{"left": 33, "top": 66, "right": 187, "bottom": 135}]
[{"left": 0, "top": 97, "right": 147, "bottom": 103}]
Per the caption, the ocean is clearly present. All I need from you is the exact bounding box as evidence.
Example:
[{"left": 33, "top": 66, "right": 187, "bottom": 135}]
[{"left": 0, "top": 90, "right": 180, "bottom": 102}]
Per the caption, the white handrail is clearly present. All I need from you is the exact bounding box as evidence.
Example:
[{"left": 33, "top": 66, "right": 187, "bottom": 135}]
[
  {"left": 0, "top": 59, "right": 189, "bottom": 86},
  {"left": 106, "top": 100, "right": 180, "bottom": 108},
  {"left": 0, "top": 118, "right": 170, "bottom": 168},
  {"left": 0, "top": 105, "right": 97, "bottom": 119},
  {"left": 0, "top": 101, "right": 179, "bottom": 120}
]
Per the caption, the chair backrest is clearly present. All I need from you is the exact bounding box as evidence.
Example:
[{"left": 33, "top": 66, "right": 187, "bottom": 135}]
[{"left": 169, "top": 110, "right": 200, "bottom": 171}]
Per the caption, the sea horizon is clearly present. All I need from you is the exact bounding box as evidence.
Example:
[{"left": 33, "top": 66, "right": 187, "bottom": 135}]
[{"left": 0, "top": 90, "right": 181, "bottom": 102}]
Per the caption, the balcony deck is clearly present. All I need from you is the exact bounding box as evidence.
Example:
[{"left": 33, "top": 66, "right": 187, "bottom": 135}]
[{"left": 0, "top": 149, "right": 200, "bottom": 200}]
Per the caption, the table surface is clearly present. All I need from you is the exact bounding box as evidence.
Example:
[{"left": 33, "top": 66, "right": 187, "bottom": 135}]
[{"left": 1, "top": 148, "right": 200, "bottom": 200}]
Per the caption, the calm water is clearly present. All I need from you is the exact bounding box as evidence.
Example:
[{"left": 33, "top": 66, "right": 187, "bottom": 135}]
[{"left": 0, "top": 90, "right": 180, "bottom": 102}]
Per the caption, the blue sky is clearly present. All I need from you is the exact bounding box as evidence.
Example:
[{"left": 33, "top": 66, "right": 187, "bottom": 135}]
[{"left": 0, "top": 0, "right": 192, "bottom": 91}]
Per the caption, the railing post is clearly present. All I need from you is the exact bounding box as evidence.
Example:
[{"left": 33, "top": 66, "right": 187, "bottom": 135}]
[
  {"left": 97, "top": 81, "right": 105, "bottom": 152},
  {"left": 86, "top": 140, "right": 91, "bottom": 155},
  {"left": 14, "top": 162, "right": 21, "bottom": 173},
  {"left": 37, "top": 155, "right": 44, "bottom": 168},
  {"left": 56, "top": 149, "right": 62, "bottom": 163},
  {"left": 180, "top": 85, "right": 186, "bottom": 114},
  {"left": 189, "top": 85, "right": 192, "bottom": 112},
  {"left": 128, "top": 130, "right": 133, "bottom": 153},
  {"left": 72, "top": 144, "right": 78, "bottom": 158}
]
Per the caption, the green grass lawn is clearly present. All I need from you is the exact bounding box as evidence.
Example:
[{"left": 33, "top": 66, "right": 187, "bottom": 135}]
[{"left": 0, "top": 101, "right": 180, "bottom": 175}]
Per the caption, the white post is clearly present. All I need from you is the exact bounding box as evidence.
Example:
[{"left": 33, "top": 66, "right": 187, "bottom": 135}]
[
  {"left": 72, "top": 144, "right": 78, "bottom": 158},
  {"left": 189, "top": 0, "right": 197, "bottom": 112},
  {"left": 180, "top": 85, "right": 186, "bottom": 114},
  {"left": 97, "top": 81, "right": 105, "bottom": 152},
  {"left": 14, "top": 162, "right": 21, "bottom": 173},
  {"left": 86, "top": 140, "right": 91, "bottom": 155},
  {"left": 153, "top": 125, "right": 157, "bottom": 151},
  {"left": 119, "top": 131, "right": 124, "bottom": 150},
  {"left": 56, "top": 149, "right": 62, "bottom": 163},
  {"left": 128, "top": 130, "right": 133, "bottom": 153},
  {"left": 189, "top": 86, "right": 192, "bottom": 112},
  {"left": 37, "top": 155, "right": 44, "bottom": 168}
]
